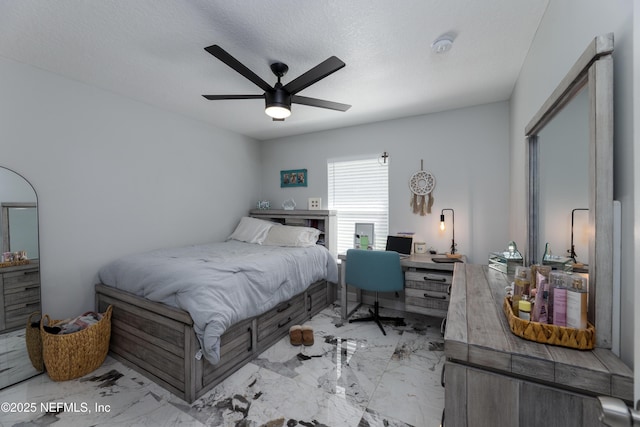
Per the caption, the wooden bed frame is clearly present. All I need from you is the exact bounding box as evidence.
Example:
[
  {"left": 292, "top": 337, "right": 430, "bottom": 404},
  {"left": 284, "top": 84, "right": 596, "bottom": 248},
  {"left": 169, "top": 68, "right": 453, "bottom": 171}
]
[{"left": 95, "top": 280, "right": 336, "bottom": 403}]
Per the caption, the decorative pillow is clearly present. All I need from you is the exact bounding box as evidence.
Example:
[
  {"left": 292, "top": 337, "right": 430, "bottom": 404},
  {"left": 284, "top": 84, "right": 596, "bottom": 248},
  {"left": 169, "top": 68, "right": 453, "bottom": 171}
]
[
  {"left": 227, "top": 217, "right": 275, "bottom": 244},
  {"left": 263, "top": 225, "right": 321, "bottom": 247}
]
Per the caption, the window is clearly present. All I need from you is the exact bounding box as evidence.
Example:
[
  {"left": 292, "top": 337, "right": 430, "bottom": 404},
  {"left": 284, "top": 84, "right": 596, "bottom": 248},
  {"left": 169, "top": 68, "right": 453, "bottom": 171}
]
[{"left": 328, "top": 156, "right": 389, "bottom": 254}]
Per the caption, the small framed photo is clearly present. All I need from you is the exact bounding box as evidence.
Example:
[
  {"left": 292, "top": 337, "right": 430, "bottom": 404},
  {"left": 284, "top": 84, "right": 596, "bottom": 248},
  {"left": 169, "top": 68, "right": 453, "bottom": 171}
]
[{"left": 280, "top": 169, "right": 307, "bottom": 187}]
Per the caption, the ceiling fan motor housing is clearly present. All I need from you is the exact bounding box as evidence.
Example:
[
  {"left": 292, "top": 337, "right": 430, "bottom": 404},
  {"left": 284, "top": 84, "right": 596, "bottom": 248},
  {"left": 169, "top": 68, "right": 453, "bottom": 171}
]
[{"left": 265, "top": 86, "right": 291, "bottom": 109}]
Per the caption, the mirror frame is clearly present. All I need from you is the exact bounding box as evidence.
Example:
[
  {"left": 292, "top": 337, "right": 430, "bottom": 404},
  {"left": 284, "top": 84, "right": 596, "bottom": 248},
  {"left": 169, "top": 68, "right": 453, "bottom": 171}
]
[
  {"left": 525, "top": 33, "right": 614, "bottom": 348},
  {"left": 0, "top": 165, "right": 42, "bottom": 388}
]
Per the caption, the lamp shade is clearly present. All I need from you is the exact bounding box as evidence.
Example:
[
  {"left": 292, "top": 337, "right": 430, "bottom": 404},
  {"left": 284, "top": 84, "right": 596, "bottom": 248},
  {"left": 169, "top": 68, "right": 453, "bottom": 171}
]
[{"left": 265, "top": 105, "right": 291, "bottom": 119}]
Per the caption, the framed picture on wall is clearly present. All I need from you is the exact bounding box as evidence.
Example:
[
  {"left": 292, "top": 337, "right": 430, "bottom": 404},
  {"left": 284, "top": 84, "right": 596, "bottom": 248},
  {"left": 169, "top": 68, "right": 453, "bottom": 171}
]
[{"left": 280, "top": 169, "right": 307, "bottom": 187}]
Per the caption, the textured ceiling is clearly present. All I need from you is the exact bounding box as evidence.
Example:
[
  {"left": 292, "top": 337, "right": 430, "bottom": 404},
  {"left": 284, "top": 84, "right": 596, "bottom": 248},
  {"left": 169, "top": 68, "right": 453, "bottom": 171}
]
[{"left": 0, "top": 0, "right": 548, "bottom": 141}]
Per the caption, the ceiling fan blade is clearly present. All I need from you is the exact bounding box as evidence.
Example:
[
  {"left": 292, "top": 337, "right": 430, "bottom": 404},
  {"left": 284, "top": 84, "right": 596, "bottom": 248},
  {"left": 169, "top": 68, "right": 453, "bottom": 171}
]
[
  {"left": 292, "top": 95, "right": 351, "bottom": 112},
  {"left": 283, "top": 56, "right": 346, "bottom": 95},
  {"left": 204, "top": 45, "right": 273, "bottom": 93},
  {"left": 202, "top": 95, "right": 264, "bottom": 100}
]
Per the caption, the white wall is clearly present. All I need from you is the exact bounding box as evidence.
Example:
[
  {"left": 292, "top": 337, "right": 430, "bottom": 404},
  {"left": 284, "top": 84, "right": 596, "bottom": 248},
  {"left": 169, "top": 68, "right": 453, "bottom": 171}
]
[
  {"left": 0, "top": 168, "right": 37, "bottom": 202},
  {"left": 509, "top": 0, "right": 635, "bottom": 368},
  {"left": 260, "top": 102, "right": 510, "bottom": 264},
  {"left": 0, "top": 56, "right": 261, "bottom": 318}
]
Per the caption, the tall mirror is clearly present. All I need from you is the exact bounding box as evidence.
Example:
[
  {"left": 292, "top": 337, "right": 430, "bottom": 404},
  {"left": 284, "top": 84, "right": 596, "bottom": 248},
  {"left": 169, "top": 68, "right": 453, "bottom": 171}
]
[
  {"left": 537, "top": 87, "right": 589, "bottom": 268},
  {"left": 526, "top": 33, "right": 614, "bottom": 348},
  {"left": 0, "top": 166, "right": 42, "bottom": 388}
]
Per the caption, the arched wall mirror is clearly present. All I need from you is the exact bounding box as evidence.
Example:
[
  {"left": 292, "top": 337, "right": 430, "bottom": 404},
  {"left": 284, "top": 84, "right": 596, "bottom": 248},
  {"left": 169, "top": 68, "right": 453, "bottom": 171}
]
[
  {"left": 526, "top": 33, "right": 614, "bottom": 348},
  {"left": 0, "top": 166, "right": 42, "bottom": 388}
]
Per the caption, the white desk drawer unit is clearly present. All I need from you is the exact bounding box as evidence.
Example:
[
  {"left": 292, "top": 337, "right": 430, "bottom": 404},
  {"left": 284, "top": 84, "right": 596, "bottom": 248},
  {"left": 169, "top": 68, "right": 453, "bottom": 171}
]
[{"left": 404, "top": 269, "right": 452, "bottom": 318}]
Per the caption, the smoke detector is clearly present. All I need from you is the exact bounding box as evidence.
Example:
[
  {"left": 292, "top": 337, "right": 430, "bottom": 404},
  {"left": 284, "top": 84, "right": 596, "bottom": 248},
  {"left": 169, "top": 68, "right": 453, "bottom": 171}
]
[{"left": 431, "top": 35, "right": 454, "bottom": 54}]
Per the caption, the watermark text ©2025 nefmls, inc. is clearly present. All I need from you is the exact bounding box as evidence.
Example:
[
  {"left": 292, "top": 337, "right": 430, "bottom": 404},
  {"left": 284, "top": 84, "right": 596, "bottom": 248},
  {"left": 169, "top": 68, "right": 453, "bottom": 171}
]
[{"left": 1, "top": 401, "right": 111, "bottom": 414}]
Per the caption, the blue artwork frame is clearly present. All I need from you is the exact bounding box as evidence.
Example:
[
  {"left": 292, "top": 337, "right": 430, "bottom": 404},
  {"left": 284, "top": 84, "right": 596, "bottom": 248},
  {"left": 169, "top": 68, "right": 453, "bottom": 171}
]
[{"left": 280, "top": 169, "right": 307, "bottom": 187}]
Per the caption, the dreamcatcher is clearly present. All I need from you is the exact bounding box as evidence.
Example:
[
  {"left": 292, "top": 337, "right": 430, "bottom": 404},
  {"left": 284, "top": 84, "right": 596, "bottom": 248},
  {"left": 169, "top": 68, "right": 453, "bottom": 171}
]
[{"left": 409, "top": 160, "right": 436, "bottom": 216}]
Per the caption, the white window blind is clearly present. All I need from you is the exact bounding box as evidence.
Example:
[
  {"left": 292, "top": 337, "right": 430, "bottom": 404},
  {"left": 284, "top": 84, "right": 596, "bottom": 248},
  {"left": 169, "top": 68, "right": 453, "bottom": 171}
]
[{"left": 327, "top": 157, "right": 389, "bottom": 254}]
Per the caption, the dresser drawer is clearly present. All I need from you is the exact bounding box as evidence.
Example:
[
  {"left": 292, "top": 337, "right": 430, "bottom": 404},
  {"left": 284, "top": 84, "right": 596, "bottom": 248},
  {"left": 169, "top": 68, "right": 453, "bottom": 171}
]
[
  {"left": 3, "top": 268, "right": 40, "bottom": 292},
  {"left": 257, "top": 293, "right": 306, "bottom": 345},
  {"left": 1, "top": 266, "right": 41, "bottom": 332},
  {"left": 4, "top": 301, "right": 41, "bottom": 330},
  {"left": 4, "top": 286, "right": 40, "bottom": 307}
]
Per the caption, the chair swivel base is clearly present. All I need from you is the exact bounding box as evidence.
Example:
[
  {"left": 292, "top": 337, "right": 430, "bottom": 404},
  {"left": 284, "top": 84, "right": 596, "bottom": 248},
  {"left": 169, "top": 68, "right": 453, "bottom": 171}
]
[{"left": 349, "top": 301, "right": 405, "bottom": 336}]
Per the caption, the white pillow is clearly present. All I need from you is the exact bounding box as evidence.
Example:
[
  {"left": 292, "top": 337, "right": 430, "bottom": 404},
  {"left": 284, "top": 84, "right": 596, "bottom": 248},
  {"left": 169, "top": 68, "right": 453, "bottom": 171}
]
[
  {"left": 263, "top": 225, "right": 320, "bottom": 247},
  {"left": 228, "top": 217, "right": 275, "bottom": 244}
]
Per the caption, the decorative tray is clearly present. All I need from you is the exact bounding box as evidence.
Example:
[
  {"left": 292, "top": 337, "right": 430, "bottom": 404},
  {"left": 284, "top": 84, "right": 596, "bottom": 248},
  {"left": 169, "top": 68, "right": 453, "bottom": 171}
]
[
  {"left": 502, "top": 296, "right": 595, "bottom": 350},
  {"left": 0, "top": 259, "right": 30, "bottom": 268}
]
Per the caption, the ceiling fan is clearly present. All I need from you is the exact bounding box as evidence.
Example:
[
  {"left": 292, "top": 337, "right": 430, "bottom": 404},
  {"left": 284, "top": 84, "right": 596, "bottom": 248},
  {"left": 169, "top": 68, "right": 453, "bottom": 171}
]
[{"left": 202, "top": 45, "right": 351, "bottom": 121}]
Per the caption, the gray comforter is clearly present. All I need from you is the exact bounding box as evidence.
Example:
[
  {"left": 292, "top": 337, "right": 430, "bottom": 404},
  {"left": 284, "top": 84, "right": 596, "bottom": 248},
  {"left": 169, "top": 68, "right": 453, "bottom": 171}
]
[{"left": 98, "top": 240, "right": 338, "bottom": 364}]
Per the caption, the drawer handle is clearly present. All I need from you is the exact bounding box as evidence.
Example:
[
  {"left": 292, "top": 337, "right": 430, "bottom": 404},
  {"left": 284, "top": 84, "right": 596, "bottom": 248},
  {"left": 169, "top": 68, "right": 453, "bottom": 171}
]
[
  {"left": 276, "top": 303, "right": 291, "bottom": 313},
  {"left": 247, "top": 327, "right": 253, "bottom": 352},
  {"left": 424, "top": 276, "right": 447, "bottom": 282},
  {"left": 447, "top": 285, "right": 452, "bottom": 295},
  {"left": 424, "top": 293, "right": 447, "bottom": 300},
  {"left": 307, "top": 294, "right": 312, "bottom": 312},
  {"left": 277, "top": 316, "right": 292, "bottom": 328},
  {"left": 441, "top": 363, "right": 446, "bottom": 387},
  {"left": 12, "top": 302, "right": 39, "bottom": 310},
  {"left": 23, "top": 271, "right": 38, "bottom": 275}
]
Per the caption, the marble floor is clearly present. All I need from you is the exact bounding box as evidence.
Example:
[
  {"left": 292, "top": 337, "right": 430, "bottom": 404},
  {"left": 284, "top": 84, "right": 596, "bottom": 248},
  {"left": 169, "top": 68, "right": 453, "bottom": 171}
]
[
  {"left": 0, "top": 304, "right": 446, "bottom": 427},
  {"left": 0, "top": 328, "right": 41, "bottom": 390}
]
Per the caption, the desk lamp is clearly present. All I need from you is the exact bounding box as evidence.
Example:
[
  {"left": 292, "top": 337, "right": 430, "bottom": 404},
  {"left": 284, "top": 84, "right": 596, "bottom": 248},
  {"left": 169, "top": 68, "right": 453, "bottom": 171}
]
[
  {"left": 567, "top": 208, "right": 588, "bottom": 262},
  {"left": 440, "top": 208, "right": 457, "bottom": 254}
]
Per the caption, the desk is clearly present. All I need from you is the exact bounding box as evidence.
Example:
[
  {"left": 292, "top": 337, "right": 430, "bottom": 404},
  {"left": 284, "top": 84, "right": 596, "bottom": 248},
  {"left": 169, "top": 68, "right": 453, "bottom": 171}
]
[{"left": 338, "top": 253, "right": 466, "bottom": 320}]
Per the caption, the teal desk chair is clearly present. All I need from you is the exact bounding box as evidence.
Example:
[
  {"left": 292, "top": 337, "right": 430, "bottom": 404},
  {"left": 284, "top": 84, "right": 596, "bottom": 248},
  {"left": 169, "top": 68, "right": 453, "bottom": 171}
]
[{"left": 345, "top": 249, "right": 405, "bottom": 335}]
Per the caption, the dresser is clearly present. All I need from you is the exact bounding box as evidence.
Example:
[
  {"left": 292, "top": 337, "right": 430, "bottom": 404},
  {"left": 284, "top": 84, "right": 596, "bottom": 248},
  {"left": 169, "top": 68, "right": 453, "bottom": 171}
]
[
  {"left": 444, "top": 264, "right": 633, "bottom": 427},
  {"left": 0, "top": 262, "right": 41, "bottom": 332}
]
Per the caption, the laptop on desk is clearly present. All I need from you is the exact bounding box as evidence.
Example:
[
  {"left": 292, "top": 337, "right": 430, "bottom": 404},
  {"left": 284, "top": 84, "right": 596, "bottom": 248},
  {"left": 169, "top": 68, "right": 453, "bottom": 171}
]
[{"left": 385, "top": 235, "right": 413, "bottom": 258}]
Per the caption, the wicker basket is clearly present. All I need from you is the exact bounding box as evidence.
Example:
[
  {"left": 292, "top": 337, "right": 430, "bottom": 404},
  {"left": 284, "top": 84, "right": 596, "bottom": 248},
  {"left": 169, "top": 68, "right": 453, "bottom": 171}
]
[
  {"left": 40, "top": 305, "right": 112, "bottom": 381},
  {"left": 0, "top": 259, "right": 30, "bottom": 268},
  {"left": 503, "top": 297, "right": 595, "bottom": 350},
  {"left": 25, "top": 311, "right": 44, "bottom": 372}
]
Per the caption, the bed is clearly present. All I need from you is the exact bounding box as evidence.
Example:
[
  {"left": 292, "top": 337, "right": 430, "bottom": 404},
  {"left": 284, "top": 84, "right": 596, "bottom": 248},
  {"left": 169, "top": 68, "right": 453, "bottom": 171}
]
[{"left": 94, "top": 217, "right": 338, "bottom": 402}]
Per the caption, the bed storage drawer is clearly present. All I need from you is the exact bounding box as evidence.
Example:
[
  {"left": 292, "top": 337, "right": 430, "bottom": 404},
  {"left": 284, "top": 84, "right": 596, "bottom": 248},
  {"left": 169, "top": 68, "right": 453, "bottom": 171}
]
[
  {"left": 95, "top": 279, "right": 333, "bottom": 403},
  {"left": 306, "top": 280, "right": 329, "bottom": 318},
  {"left": 96, "top": 289, "right": 192, "bottom": 398},
  {"left": 202, "top": 317, "right": 254, "bottom": 386},
  {"left": 257, "top": 293, "right": 306, "bottom": 349}
]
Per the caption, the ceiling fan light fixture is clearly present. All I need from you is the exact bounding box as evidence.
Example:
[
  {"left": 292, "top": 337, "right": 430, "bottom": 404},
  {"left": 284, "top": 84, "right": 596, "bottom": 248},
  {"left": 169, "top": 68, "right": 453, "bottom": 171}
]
[
  {"left": 265, "top": 105, "right": 291, "bottom": 119},
  {"left": 265, "top": 89, "right": 291, "bottom": 119}
]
